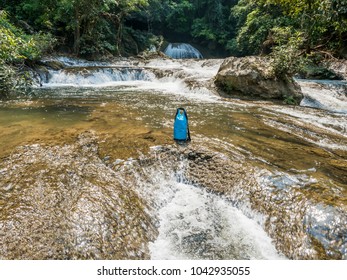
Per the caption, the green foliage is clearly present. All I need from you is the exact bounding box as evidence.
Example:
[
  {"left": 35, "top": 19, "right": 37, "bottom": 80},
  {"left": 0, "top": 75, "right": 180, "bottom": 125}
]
[
  {"left": 228, "top": 1, "right": 261, "bottom": 55},
  {"left": 165, "top": 0, "right": 194, "bottom": 33},
  {"left": 283, "top": 95, "right": 297, "bottom": 105},
  {"left": 134, "top": 0, "right": 236, "bottom": 54},
  {"left": 2, "top": 0, "right": 346, "bottom": 59},
  {"left": 10, "top": 0, "right": 149, "bottom": 56},
  {"left": 0, "top": 11, "right": 26, "bottom": 62},
  {"left": 228, "top": 0, "right": 289, "bottom": 56},
  {"left": 299, "top": 64, "right": 341, "bottom": 80},
  {"left": 0, "top": 61, "right": 33, "bottom": 98},
  {"left": 235, "top": 9, "right": 274, "bottom": 55},
  {"left": 0, "top": 10, "right": 56, "bottom": 62},
  {"left": 192, "top": 18, "right": 216, "bottom": 41},
  {"left": 266, "top": 0, "right": 347, "bottom": 53},
  {"left": 191, "top": 0, "right": 231, "bottom": 45},
  {"left": 270, "top": 27, "right": 307, "bottom": 77},
  {"left": 0, "top": 62, "right": 16, "bottom": 97},
  {"left": 0, "top": 10, "right": 55, "bottom": 97}
]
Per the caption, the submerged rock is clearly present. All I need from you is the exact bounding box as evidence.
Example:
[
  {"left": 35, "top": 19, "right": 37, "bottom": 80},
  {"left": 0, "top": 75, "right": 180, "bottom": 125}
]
[
  {"left": 0, "top": 132, "right": 157, "bottom": 260},
  {"left": 214, "top": 56, "right": 303, "bottom": 104},
  {"left": 1, "top": 133, "right": 346, "bottom": 260},
  {"left": 139, "top": 144, "right": 347, "bottom": 260}
]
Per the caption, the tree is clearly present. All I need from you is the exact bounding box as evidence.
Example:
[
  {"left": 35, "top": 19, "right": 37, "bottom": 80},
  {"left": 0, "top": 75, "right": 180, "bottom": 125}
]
[
  {"left": 0, "top": 10, "right": 55, "bottom": 96},
  {"left": 266, "top": 0, "right": 347, "bottom": 56},
  {"left": 228, "top": 0, "right": 287, "bottom": 55},
  {"left": 191, "top": 0, "right": 234, "bottom": 46},
  {"left": 13, "top": 0, "right": 149, "bottom": 56},
  {"left": 104, "top": 0, "right": 149, "bottom": 55}
]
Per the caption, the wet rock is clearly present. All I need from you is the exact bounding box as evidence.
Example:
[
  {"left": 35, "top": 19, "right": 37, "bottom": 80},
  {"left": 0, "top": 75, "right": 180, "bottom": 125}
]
[
  {"left": 297, "top": 64, "right": 342, "bottom": 80},
  {"left": 113, "top": 159, "right": 124, "bottom": 165},
  {"left": 0, "top": 132, "right": 157, "bottom": 260},
  {"left": 39, "top": 60, "right": 65, "bottom": 71},
  {"left": 141, "top": 144, "right": 347, "bottom": 260},
  {"left": 103, "top": 155, "right": 111, "bottom": 162},
  {"left": 1, "top": 134, "right": 346, "bottom": 260},
  {"left": 215, "top": 56, "right": 303, "bottom": 103},
  {"left": 325, "top": 60, "right": 347, "bottom": 80}
]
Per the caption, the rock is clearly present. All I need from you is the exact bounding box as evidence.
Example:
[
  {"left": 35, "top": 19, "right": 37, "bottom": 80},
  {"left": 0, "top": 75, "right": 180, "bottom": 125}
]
[
  {"left": 298, "top": 64, "right": 343, "bottom": 80},
  {"left": 39, "top": 60, "right": 65, "bottom": 70},
  {"left": 32, "top": 65, "right": 50, "bottom": 85},
  {"left": 214, "top": 56, "right": 303, "bottom": 104},
  {"left": 113, "top": 159, "right": 124, "bottom": 165},
  {"left": 0, "top": 132, "right": 157, "bottom": 259},
  {"left": 324, "top": 60, "right": 347, "bottom": 80},
  {"left": 338, "top": 47, "right": 347, "bottom": 60}
]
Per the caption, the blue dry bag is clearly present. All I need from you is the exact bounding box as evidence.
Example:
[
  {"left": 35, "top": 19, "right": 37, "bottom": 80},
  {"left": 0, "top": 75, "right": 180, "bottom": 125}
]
[{"left": 173, "top": 108, "right": 191, "bottom": 142}]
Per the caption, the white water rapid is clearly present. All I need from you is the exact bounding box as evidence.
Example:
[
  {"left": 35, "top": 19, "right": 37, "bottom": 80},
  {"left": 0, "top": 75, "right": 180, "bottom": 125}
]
[
  {"left": 299, "top": 79, "right": 347, "bottom": 114},
  {"left": 149, "top": 181, "right": 283, "bottom": 260},
  {"left": 14, "top": 56, "right": 345, "bottom": 260},
  {"left": 43, "top": 67, "right": 155, "bottom": 87},
  {"left": 127, "top": 156, "right": 284, "bottom": 260}
]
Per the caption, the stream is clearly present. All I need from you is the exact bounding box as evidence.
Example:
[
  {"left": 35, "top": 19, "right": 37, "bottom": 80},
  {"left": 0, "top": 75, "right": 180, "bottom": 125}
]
[{"left": 0, "top": 56, "right": 346, "bottom": 260}]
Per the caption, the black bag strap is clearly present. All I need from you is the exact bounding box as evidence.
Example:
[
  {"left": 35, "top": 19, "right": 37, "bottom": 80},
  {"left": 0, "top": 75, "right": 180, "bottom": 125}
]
[{"left": 182, "top": 108, "right": 191, "bottom": 141}]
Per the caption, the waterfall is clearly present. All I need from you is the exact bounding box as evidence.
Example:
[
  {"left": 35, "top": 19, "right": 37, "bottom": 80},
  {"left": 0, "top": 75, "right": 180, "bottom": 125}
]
[
  {"left": 40, "top": 67, "right": 155, "bottom": 87},
  {"left": 36, "top": 56, "right": 221, "bottom": 101},
  {"left": 164, "top": 43, "right": 203, "bottom": 59}
]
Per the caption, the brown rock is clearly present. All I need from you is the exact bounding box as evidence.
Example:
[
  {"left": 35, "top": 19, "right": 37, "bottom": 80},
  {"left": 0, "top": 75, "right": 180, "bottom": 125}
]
[{"left": 214, "top": 56, "right": 303, "bottom": 103}]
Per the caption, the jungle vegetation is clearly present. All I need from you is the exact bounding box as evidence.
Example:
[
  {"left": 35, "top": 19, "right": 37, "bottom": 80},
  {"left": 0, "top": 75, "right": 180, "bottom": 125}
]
[{"left": 1, "top": 0, "right": 346, "bottom": 95}]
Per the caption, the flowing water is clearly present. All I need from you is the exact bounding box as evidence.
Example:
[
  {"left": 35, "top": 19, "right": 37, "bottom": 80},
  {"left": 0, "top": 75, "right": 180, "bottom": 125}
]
[
  {"left": 164, "top": 43, "right": 203, "bottom": 59},
  {"left": 0, "top": 57, "right": 346, "bottom": 260}
]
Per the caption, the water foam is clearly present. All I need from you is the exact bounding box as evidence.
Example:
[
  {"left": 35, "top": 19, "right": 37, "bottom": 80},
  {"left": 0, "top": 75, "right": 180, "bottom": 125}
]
[
  {"left": 42, "top": 67, "right": 155, "bottom": 87},
  {"left": 298, "top": 80, "right": 347, "bottom": 114},
  {"left": 39, "top": 57, "right": 222, "bottom": 102},
  {"left": 128, "top": 157, "right": 284, "bottom": 260},
  {"left": 149, "top": 180, "right": 284, "bottom": 260}
]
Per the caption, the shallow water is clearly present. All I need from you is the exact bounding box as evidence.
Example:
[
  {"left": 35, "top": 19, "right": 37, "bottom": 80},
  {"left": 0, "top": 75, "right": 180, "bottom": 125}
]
[{"left": 0, "top": 58, "right": 346, "bottom": 259}]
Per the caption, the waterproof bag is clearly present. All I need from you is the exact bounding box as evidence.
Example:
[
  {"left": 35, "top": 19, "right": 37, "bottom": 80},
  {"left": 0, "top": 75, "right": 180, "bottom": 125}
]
[{"left": 173, "top": 108, "right": 191, "bottom": 141}]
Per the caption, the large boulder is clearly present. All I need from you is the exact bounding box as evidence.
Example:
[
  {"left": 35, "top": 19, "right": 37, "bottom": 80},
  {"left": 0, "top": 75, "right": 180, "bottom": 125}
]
[{"left": 214, "top": 56, "right": 303, "bottom": 104}]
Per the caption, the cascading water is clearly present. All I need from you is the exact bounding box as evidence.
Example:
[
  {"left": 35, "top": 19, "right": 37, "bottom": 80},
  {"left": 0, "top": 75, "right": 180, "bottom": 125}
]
[
  {"left": 299, "top": 79, "right": 347, "bottom": 113},
  {"left": 42, "top": 67, "right": 155, "bottom": 87},
  {"left": 1, "top": 56, "right": 347, "bottom": 260},
  {"left": 126, "top": 153, "right": 284, "bottom": 260},
  {"left": 148, "top": 180, "right": 284, "bottom": 260},
  {"left": 164, "top": 43, "right": 203, "bottom": 59}
]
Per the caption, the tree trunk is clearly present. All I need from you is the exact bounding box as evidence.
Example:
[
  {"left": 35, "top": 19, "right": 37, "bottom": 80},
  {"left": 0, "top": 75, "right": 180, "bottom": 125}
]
[
  {"left": 115, "top": 14, "right": 124, "bottom": 56},
  {"left": 73, "top": 7, "right": 80, "bottom": 55},
  {"left": 304, "top": 0, "right": 314, "bottom": 55}
]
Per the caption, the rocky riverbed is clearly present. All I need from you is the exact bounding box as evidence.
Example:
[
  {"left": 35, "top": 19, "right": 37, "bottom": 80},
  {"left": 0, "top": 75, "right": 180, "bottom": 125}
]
[{"left": 1, "top": 56, "right": 346, "bottom": 259}]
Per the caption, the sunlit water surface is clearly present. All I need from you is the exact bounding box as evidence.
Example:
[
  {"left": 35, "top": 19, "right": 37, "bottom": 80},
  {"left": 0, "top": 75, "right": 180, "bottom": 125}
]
[{"left": 0, "top": 57, "right": 346, "bottom": 259}]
